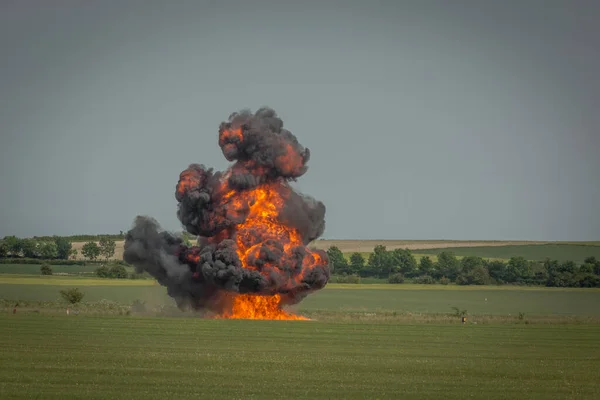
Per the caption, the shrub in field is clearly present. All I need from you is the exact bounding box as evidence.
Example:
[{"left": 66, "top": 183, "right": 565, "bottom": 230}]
[
  {"left": 109, "top": 265, "right": 128, "bottom": 279},
  {"left": 439, "top": 276, "right": 450, "bottom": 285},
  {"left": 415, "top": 275, "right": 435, "bottom": 284},
  {"left": 451, "top": 306, "right": 467, "bottom": 317},
  {"left": 95, "top": 266, "right": 110, "bottom": 278},
  {"left": 40, "top": 264, "right": 53, "bottom": 275},
  {"left": 60, "top": 288, "right": 85, "bottom": 305},
  {"left": 388, "top": 273, "right": 405, "bottom": 284}
]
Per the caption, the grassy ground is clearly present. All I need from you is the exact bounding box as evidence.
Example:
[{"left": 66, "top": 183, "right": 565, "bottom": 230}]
[
  {"left": 416, "top": 244, "right": 600, "bottom": 264},
  {"left": 0, "top": 264, "right": 102, "bottom": 275},
  {"left": 2, "top": 275, "right": 600, "bottom": 318},
  {"left": 1, "top": 315, "right": 599, "bottom": 399}
]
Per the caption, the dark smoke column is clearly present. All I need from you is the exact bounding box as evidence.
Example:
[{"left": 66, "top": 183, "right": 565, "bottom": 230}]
[{"left": 123, "top": 107, "right": 330, "bottom": 316}]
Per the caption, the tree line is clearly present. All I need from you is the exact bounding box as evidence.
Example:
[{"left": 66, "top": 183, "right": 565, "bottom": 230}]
[
  {"left": 326, "top": 245, "right": 600, "bottom": 287},
  {"left": 0, "top": 235, "right": 117, "bottom": 262}
]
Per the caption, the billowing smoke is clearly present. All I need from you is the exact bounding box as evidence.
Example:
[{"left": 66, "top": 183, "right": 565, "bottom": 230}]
[{"left": 123, "top": 107, "right": 330, "bottom": 317}]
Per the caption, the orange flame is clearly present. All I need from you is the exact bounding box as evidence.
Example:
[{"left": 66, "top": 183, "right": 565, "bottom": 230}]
[{"left": 217, "top": 294, "right": 308, "bottom": 320}]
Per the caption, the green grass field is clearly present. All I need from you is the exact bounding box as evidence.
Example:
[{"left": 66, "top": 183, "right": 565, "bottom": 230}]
[
  {"left": 416, "top": 244, "right": 600, "bottom": 264},
  {"left": 1, "top": 315, "right": 599, "bottom": 399},
  {"left": 2, "top": 275, "right": 600, "bottom": 319},
  {"left": 0, "top": 264, "right": 139, "bottom": 275},
  {"left": 0, "top": 264, "right": 100, "bottom": 274}
]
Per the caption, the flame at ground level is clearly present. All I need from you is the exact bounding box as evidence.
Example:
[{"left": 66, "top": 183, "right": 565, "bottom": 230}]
[{"left": 215, "top": 294, "right": 309, "bottom": 320}]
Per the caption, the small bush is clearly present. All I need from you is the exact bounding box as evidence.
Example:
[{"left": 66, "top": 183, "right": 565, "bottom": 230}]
[
  {"left": 109, "top": 265, "right": 128, "bottom": 279},
  {"left": 388, "top": 273, "right": 405, "bottom": 284},
  {"left": 451, "top": 306, "right": 467, "bottom": 317},
  {"left": 40, "top": 264, "right": 53, "bottom": 275},
  {"left": 95, "top": 266, "right": 110, "bottom": 278},
  {"left": 416, "top": 275, "right": 434, "bottom": 284},
  {"left": 439, "top": 276, "right": 450, "bottom": 285},
  {"left": 129, "top": 272, "right": 140, "bottom": 279},
  {"left": 456, "top": 275, "right": 469, "bottom": 285},
  {"left": 518, "top": 312, "right": 525, "bottom": 321},
  {"left": 60, "top": 288, "right": 85, "bottom": 304}
]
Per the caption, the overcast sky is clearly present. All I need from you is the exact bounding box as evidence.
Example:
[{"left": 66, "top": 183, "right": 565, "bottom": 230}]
[{"left": 1, "top": 1, "right": 598, "bottom": 241}]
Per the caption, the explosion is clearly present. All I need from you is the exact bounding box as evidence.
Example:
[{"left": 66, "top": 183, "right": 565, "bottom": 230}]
[{"left": 123, "top": 107, "right": 330, "bottom": 320}]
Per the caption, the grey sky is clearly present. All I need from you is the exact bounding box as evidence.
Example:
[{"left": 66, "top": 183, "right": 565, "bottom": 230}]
[{"left": 1, "top": 1, "right": 598, "bottom": 241}]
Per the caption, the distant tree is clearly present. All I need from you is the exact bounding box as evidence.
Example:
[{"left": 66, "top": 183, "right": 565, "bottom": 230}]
[
  {"left": 529, "top": 262, "right": 549, "bottom": 285},
  {"left": 60, "top": 288, "right": 85, "bottom": 305},
  {"left": 54, "top": 236, "right": 72, "bottom": 260},
  {"left": 3, "top": 236, "right": 23, "bottom": 257},
  {"left": 583, "top": 256, "right": 600, "bottom": 276},
  {"left": 486, "top": 260, "right": 506, "bottom": 283},
  {"left": 580, "top": 263, "right": 594, "bottom": 274},
  {"left": 578, "top": 273, "right": 600, "bottom": 288},
  {"left": 506, "top": 257, "right": 530, "bottom": 283},
  {"left": 81, "top": 241, "right": 100, "bottom": 261},
  {"left": 418, "top": 256, "right": 435, "bottom": 277},
  {"left": 0, "top": 240, "right": 7, "bottom": 258},
  {"left": 40, "top": 264, "right": 53, "bottom": 275},
  {"left": 470, "top": 266, "right": 491, "bottom": 285},
  {"left": 348, "top": 252, "right": 365, "bottom": 275},
  {"left": 457, "top": 256, "right": 487, "bottom": 284},
  {"left": 545, "top": 259, "right": 576, "bottom": 287},
  {"left": 39, "top": 241, "right": 58, "bottom": 259},
  {"left": 559, "top": 260, "right": 577, "bottom": 275},
  {"left": 390, "top": 248, "right": 418, "bottom": 277},
  {"left": 20, "top": 239, "right": 40, "bottom": 258},
  {"left": 460, "top": 256, "right": 485, "bottom": 275},
  {"left": 69, "top": 249, "right": 78, "bottom": 260},
  {"left": 99, "top": 237, "right": 116, "bottom": 261},
  {"left": 367, "top": 245, "right": 394, "bottom": 278},
  {"left": 326, "top": 246, "right": 348, "bottom": 274},
  {"left": 435, "top": 251, "right": 460, "bottom": 281}
]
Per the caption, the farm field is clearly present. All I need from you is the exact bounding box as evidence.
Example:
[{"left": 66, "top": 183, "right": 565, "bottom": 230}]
[
  {"left": 1, "top": 315, "right": 599, "bottom": 399},
  {"left": 0, "top": 264, "right": 114, "bottom": 275},
  {"left": 417, "top": 244, "right": 600, "bottom": 264},
  {"left": 2, "top": 275, "right": 600, "bottom": 319}
]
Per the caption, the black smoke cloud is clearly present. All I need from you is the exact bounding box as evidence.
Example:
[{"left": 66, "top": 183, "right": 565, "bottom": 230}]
[{"left": 123, "top": 107, "right": 329, "bottom": 314}]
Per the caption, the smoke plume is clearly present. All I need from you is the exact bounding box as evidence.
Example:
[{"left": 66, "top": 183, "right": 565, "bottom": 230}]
[{"left": 123, "top": 107, "right": 330, "bottom": 318}]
